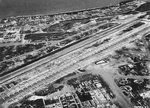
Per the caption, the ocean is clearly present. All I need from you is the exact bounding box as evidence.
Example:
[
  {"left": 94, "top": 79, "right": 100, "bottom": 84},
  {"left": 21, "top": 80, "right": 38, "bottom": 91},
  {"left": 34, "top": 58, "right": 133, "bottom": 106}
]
[{"left": 0, "top": 0, "right": 126, "bottom": 18}]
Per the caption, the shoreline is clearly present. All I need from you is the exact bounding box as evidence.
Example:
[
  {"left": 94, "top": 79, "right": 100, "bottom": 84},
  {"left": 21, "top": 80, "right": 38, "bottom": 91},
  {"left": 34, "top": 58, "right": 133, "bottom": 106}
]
[
  {"left": 4, "top": 0, "right": 148, "bottom": 19},
  {"left": 4, "top": 2, "right": 121, "bottom": 19}
]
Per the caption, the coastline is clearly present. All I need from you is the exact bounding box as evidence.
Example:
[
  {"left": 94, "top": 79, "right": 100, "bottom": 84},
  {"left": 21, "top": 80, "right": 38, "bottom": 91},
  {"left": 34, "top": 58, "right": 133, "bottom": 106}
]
[
  {"left": 15, "top": 5, "right": 118, "bottom": 18},
  {"left": 1, "top": 0, "right": 126, "bottom": 19}
]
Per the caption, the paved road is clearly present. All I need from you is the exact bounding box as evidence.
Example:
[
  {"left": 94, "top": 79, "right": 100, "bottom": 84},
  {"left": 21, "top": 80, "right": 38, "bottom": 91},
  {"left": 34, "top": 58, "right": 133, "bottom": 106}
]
[
  {"left": 83, "top": 27, "right": 150, "bottom": 108},
  {"left": 0, "top": 17, "right": 139, "bottom": 84},
  {"left": 2, "top": 18, "right": 149, "bottom": 107},
  {"left": 92, "top": 67, "right": 134, "bottom": 108},
  {"left": 0, "top": 21, "right": 113, "bottom": 64}
]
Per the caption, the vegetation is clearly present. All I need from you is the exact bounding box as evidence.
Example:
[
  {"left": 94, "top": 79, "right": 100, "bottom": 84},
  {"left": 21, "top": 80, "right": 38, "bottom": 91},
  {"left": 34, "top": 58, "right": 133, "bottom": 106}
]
[{"left": 136, "top": 2, "right": 150, "bottom": 12}]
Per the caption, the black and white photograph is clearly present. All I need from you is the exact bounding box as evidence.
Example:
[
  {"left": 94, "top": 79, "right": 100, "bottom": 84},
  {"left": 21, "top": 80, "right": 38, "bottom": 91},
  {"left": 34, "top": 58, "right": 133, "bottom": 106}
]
[{"left": 0, "top": 0, "right": 150, "bottom": 108}]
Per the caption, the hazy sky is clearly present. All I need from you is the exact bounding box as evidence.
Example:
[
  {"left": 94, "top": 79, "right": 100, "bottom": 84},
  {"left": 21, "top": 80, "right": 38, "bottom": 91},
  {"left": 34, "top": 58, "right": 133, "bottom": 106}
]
[{"left": 0, "top": 0, "right": 125, "bottom": 18}]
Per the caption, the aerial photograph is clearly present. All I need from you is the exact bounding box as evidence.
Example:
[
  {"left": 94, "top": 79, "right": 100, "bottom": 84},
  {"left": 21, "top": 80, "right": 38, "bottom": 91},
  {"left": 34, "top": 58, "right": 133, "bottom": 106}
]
[{"left": 0, "top": 0, "right": 150, "bottom": 108}]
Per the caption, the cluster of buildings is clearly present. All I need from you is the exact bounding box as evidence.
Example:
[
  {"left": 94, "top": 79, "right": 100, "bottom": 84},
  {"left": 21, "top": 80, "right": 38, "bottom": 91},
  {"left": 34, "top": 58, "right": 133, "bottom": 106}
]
[
  {"left": 0, "top": 29, "right": 21, "bottom": 43},
  {"left": 7, "top": 74, "right": 120, "bottom": 108},
  {"left": 66, "top": 74, "right": 117, "bottom": 108},
  {"left": 44, "top": 93, "right": 81, "bottom": 108}
]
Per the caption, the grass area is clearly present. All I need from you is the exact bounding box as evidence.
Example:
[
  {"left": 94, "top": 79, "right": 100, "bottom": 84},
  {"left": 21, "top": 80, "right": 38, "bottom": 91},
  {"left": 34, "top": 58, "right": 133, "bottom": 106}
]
[
  {"left": 54, "top": 72, "right": 76, "bottom": 84},
  {"left": 34, "top": 85, "right": 64, "bottom": 96},
  {"left": 43, "top": 18, "right": 91, "bottom": 32},
  {"left": 136, "top": 2, "right": 150, "bottom": 12},
  {"left": 0, "top": 43, "right": 46, "bottom": 62},
  {"left": 24, "top": 32, "right": 76, "bottom": 42}
]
